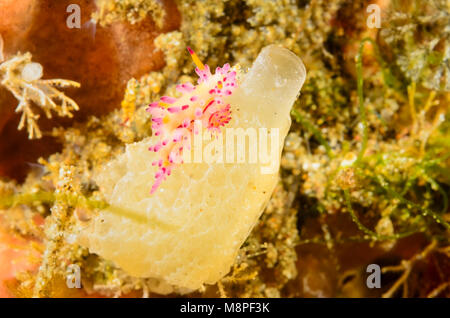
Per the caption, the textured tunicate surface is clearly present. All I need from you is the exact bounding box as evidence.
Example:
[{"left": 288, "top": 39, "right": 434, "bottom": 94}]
[{"left": 80, "top": 45, "right": 306, "bottom": 292}]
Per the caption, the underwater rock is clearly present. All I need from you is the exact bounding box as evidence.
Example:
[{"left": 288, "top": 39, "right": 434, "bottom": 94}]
[
  {"left": 81, "top": 45, "right": 306, "bottom": 292},
  {"left": 0, "top": 0, "right": 180, "bottom": 181},
  {"left": 0, "top": 222, "right": 42, "bottom": 297}
]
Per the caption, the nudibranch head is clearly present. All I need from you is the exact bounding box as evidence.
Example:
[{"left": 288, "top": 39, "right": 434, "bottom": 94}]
[{"left": 146, "top": 47, "right": 238, "bottom": 193}]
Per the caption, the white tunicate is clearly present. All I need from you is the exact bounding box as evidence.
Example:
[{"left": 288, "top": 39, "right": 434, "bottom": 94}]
[{"left": 80, "top": 45, "right": 306, "bottom": 293}]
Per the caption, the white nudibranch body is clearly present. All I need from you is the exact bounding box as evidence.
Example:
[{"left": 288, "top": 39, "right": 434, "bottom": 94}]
[{"left": 81, "top": 45, "right": 306, "bottom": 293}]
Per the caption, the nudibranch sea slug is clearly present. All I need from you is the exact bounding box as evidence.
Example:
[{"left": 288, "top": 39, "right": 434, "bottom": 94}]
[
  {"left": 80, "top": 45, "right": 306, "bottom": 294},
  {"left": 146, "top": 47, "right": 237, "bottom": 193}
]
